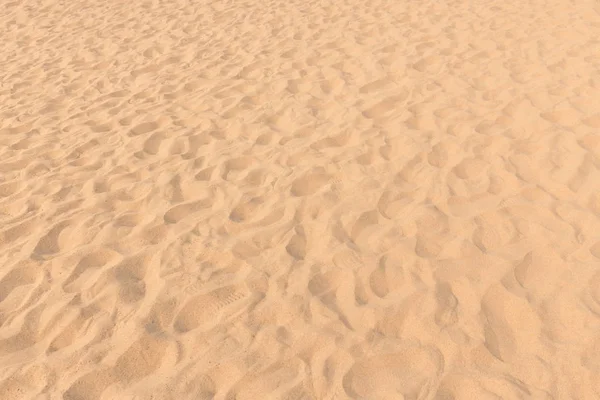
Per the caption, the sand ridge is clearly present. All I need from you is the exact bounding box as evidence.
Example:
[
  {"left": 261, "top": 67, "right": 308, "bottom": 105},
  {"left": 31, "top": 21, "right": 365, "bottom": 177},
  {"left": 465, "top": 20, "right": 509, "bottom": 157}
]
[{"left": 1, "top": 0, "right": 600, "bottom": 398}]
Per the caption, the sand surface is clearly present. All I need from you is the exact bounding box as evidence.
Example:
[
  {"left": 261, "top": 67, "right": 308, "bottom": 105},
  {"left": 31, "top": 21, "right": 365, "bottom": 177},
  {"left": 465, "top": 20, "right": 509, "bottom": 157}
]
[{"left": 1, "top": 0, "right": 600, "bottom": 398}]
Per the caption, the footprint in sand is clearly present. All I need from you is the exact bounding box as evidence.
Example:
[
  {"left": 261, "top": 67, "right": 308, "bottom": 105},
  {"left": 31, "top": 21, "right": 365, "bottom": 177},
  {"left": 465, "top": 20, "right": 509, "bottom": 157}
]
[
  {"left": 369, "top": 254, "right": 405, "bottom": 300},
  {"left": 452, "top": 157, "right": 488, "bottom": 180},
  {"left": 113, "top": 251, "right": 153, "bottom": 304},
  {"left": 173, "top": 284, "right": 252, "bottom": 333},
  {"left": 286, "top": 226, "right": 307, "bottom": 260},
  {"left": 46, "top": 308, "right": 94, "bottom": 354},
  {"left": 229, "top": 195, "right": 268, "bottom": 223},
  {"left": 361, "top": 92, "right": 409, "bottom": 120},
  {"left": 359, "top": 78, "right": 396, "bottom": 95},
  {"left": 62, "top": 248, "right": 120, "bottom": 293},
  {"left": 0, "top": 217, "right": 38, "bottom": 249},
  {"left": 0, "top": 305, "right": 43, "bottom": 354},
  {"left": 226, "top": 359, "right": 305, "bottom": 400},
  {"left": 472, "top": 211, "right": 518, "bottom": 253},
  {"left": 342, "top": 345, "right": 444, "bottom": 399},
  {"left": 0, "top": 180, "right": 21, "bottom": 197},
  {"left": 310, "top": 130, "right": 353, "bottom": 151},
  {"left": 112, "top": 334, "right": 169, "bottom": 385},
  {"left": 349, "top": 210, "right": 379, "bottom": 242},
  {"left": 32, "top": 219, "right": 76, "bottom": 257},
  {"left": 0, "top": 365, "right": 51, "bottom": 400},
  {"left": 290, "top": 169, "right": 331, "bottom": 197},
  {"left": 128, "top": 116, "right": 170, "bottom": 137},
  {"left": 481, "top": 284, "right": 541, "bottom": 362},
  {"left": 221, "top": 156, "right": 254, "bottom": 181},
  {"left": 0, "top": 259, "right": 41, "bottom": 304},
  {"left": 164, "top": 196, "right": 214, "bottom": 224},
  {"left": 64, "top": 335, "right": 168, "bottom": 400},
  {"left": 377, "top": 190, "right": 416, "bottom": 220}
]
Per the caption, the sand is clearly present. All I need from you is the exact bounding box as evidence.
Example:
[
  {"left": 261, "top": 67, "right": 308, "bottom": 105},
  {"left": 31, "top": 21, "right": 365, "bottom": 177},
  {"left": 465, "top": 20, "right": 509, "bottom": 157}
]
[{"left": 1, "top": 0, "right": 600, "bottom": 398}]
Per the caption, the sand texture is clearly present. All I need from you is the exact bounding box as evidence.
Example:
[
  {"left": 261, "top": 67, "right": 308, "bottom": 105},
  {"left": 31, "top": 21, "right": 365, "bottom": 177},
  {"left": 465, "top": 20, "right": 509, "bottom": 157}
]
[{"left": 2, "top": 0, "right": 600, "bottom": 398}]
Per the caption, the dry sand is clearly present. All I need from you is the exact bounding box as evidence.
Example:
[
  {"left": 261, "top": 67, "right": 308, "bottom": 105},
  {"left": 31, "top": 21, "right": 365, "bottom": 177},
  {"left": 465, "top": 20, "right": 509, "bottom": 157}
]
[{"left": 1, "top": 0, "right": 600, "bottom": 398}]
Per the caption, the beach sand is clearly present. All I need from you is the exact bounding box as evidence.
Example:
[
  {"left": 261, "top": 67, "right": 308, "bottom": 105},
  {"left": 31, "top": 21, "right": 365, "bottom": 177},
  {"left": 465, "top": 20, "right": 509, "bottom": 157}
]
[{"left": 1, "top": 0, "right": 600, "bottom": 398}]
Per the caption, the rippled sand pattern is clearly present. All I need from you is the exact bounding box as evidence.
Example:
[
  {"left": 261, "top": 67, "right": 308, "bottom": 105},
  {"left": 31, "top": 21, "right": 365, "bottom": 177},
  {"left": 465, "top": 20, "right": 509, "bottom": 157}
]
[{"left": 2, "top": 0, "right": 600, "bottom": 398}]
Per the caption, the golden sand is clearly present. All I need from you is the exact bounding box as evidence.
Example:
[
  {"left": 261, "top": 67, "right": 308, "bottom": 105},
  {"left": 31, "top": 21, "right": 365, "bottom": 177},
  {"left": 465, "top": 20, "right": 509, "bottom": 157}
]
[{"left": 1, "top": 0, "right": 600, "bottom": 398}]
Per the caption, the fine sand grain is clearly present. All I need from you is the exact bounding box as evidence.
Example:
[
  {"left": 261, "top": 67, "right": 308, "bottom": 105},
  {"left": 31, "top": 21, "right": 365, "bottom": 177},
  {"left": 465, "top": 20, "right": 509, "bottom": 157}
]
[{"left": 1, "top": 0, "right": 600, "bottom": 398}]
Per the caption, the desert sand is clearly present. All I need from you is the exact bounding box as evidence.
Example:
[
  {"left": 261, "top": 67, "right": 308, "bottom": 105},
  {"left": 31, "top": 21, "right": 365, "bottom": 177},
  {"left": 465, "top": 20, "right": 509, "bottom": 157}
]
[{"left": 1, "top": 0, "right": 600, "bottom": 398}]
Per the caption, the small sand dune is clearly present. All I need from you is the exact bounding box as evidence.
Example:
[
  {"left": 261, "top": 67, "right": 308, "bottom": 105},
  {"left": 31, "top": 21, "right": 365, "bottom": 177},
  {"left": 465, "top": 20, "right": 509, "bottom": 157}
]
[{"left": 1, "top": 0, "right": 600, "bottom": 398}]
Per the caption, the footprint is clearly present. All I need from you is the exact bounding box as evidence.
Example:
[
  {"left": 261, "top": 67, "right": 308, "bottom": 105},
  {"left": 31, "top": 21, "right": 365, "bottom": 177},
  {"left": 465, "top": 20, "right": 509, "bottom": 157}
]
[
  {"left": 169, "top": 372, "right": 216, "bottom": 400},
  {"left": 229, "top": 196, "right": 267, "bottom": 223},
  {"left": 513, "top": 247, "right": 569, "bottom": 302},
  {"left": 226, "top": 360, "right": 304, "bottom": 400},
  {"left": 63, "top": 248, "right": 120, "bottom": 293},
  {"left": 290, "top": 169, "right": 331, "bottom": 197},
  {"left": 32, "top": 219, "right": 74, "bottom": 256},
  {"left": 437, "top": 374, "right": 503, "bottom": 399},
  {"left": 164, "top": 196, "right": 214, "bottom": 224},
  {"left": 412, "top": 55, "right": 443, "bottom": 72},
  {"left": 310, "top": 130, "right": 352, "bottom": 150},
  {"left": 113, "top": 252, "right": 152, "bottom": 303},
  {"left": 452, "top": 157, "right": 488, "bottom": 180},
  {"left": 481, "top": 284, "right": 541, "bottom": 362},
  {"left": 0, "top": 260, "right": 40, "bottom": 303},
  {"left": 143, "top": 132, "right": 166, "bottom": 155},
  {"left": 508, "top": 154, "right": 540, "bottom": 183},
  {"left": 287, "top": 78, "right": 312, "bottom": 94},
  {"left": 138, "top": 223, "right": 171, "bottom": 246},
  {"left": 362, "top": 92, "right": 409, "bottom": 119},
  {"left": 359, "top": 78, "right": 395, "bottom": 94},
  {"left": 113, "top": 334, "right": 168, "bottom": 385},
  {"left": 243, "top": 168, "right": 267, "bottom": 187},
  {"left": 88, "top": 121, "right": 113, "bottom": 133},
  {"left": 0, "top": 217, "right": 38, "bottom": 247},
  {"left": 415, "top": 233, "right": 446, "bottom": 259},
  {"left": 472, "top": 211, "right": 517, "bottom": 253},
  {"left": 350, "top": 210, "right": 379, "bottom": 242},
  {"left": 332, "top": 249, "right": 364, "bottom": 271},
  {"left": 182, "top": 133, "right": 211, "bottom": 160},
  {"left": 356, "top": 150, "right": 374, "bottom": 166},
  {"left": 0, "top": 365, "right": 50, "bottom": 400},
  {"left": 144, "top": 298, "right": 178, "bottom": 333},
  {"left": 394, "top": 154, "right": 427, "bottom": 187},
  {"left": 0, "top": 305, "right": 42, "bottom": 354},
  {"left": 369, "top": 254, "right": 405, "bottom": 299},
  {"left": 64, "top": 369, "right": 114, "bottom": 400},
  {"left": 377, "top": 190, "right": 415, "bottom": 220},
  {"left": 221, "top": 156, "right": 254, "bottom": 181},
  {"left": 434, "top": 282, "right": 459, "bottom": 328},
  {"left": 173, "top": 284, "right": 252, "bottom": 333},
  {"left": 308, "top": 268, "right": 346, "bottom": 297},
  {"left": 114, "top": 212, "right": 143, "bottom": 228},
  {"left": 108, "top": 90, "right": 130, "bottom": 98},
  {"left": 255, "top": 132, "right": 273, "bottom": 145},
  {"left": 343, "top": 345, "right": 443, "bottom": 399},
  {"left": 46, "top": 309, "right": 90, "bottom": 354},
  {"left": 194, "top": 166, "right": 216, "bottom": 181},
  {"left": 286, "top": 227, "right": 307, "bottom": 260},
  {"left": 0, "top": 180, "right": 21, "bottom": 197},
  {"left": 427, "top": 142, "right": 449, "bottom": 168},
  {"left": 129, "top": 120, "right": 160, "bottom": 137},
  {"left": 237, "top": 60, "right": 268, "bottom": 79}
]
